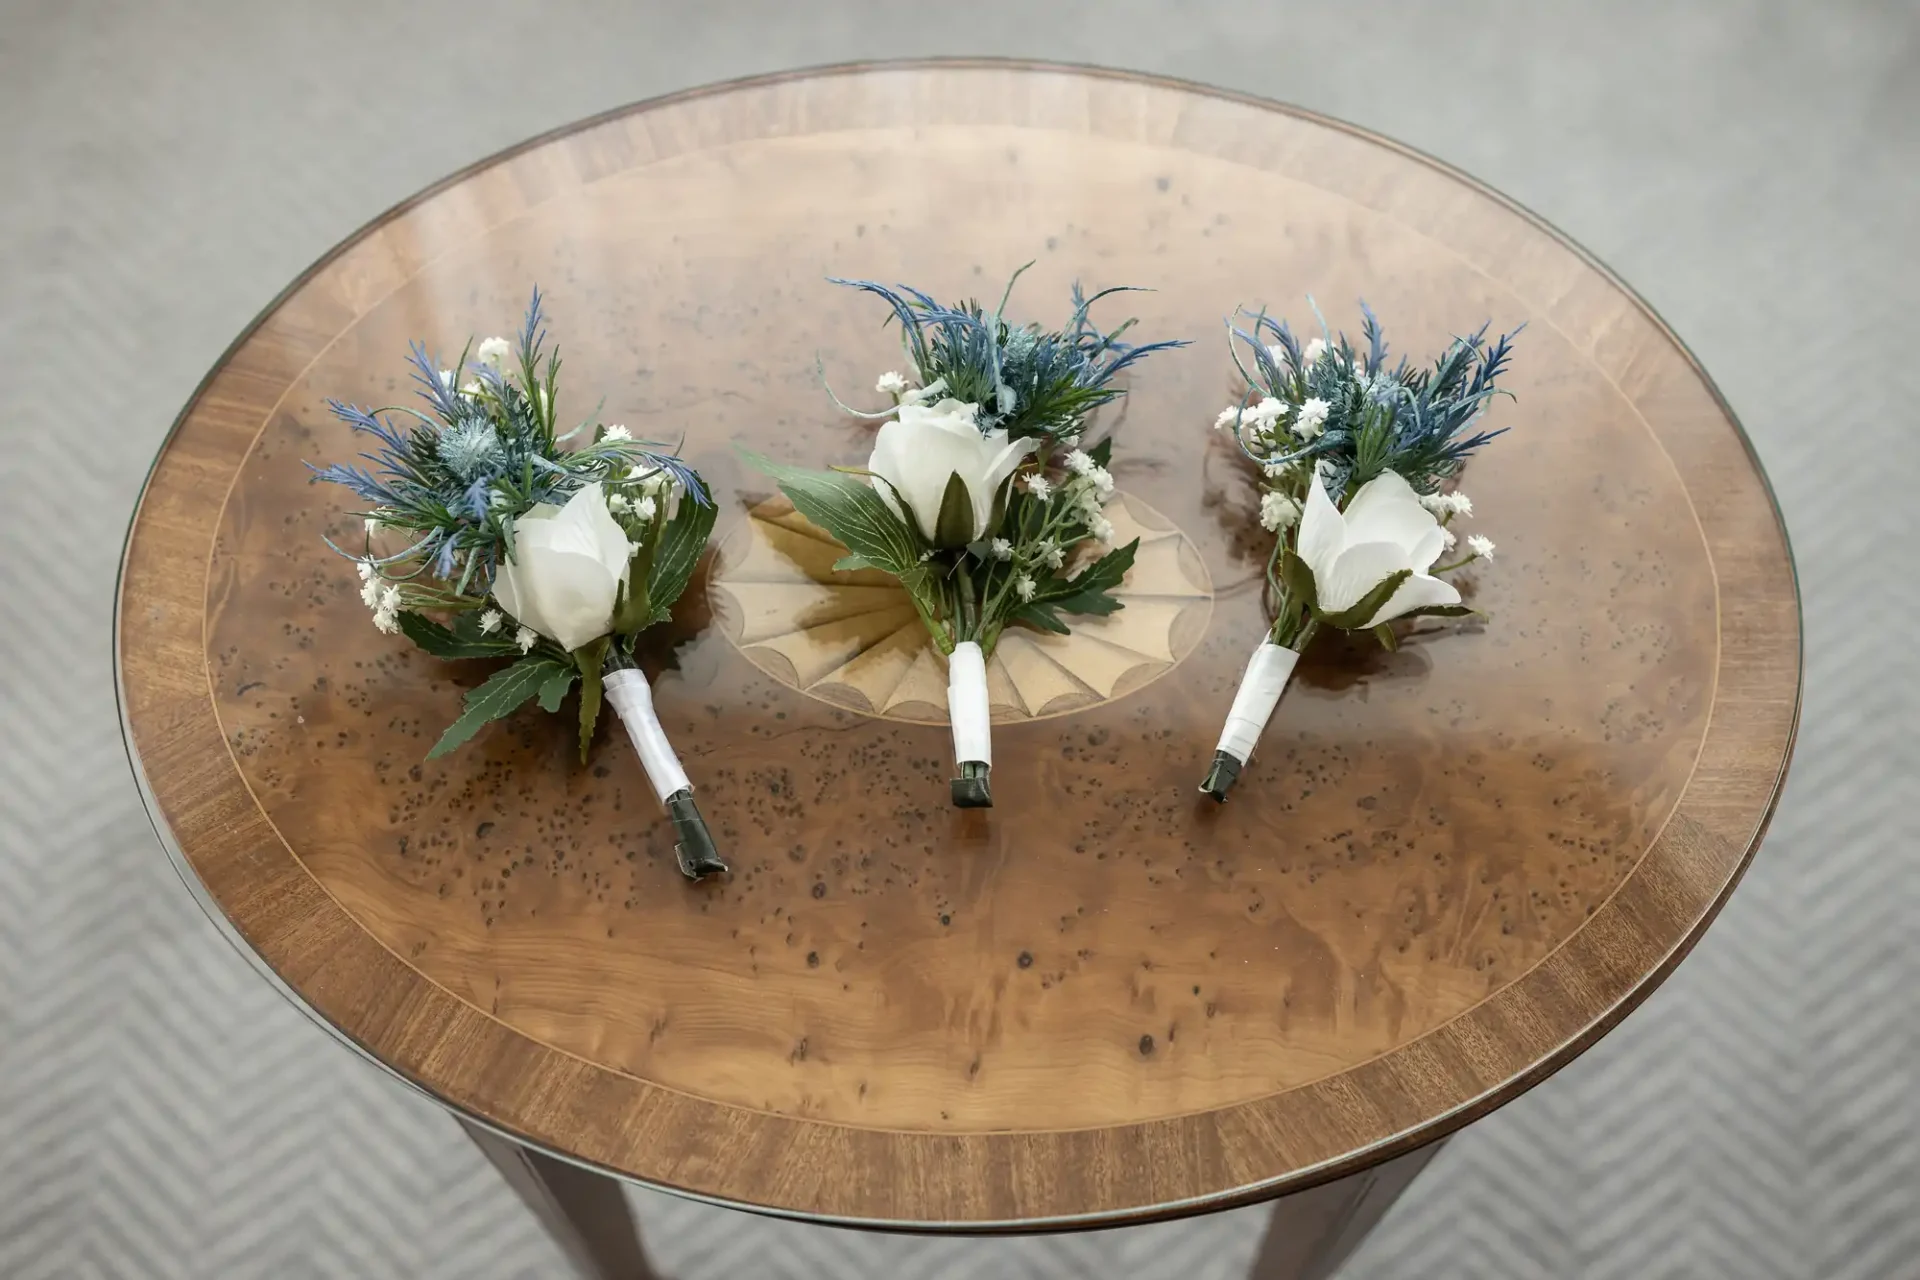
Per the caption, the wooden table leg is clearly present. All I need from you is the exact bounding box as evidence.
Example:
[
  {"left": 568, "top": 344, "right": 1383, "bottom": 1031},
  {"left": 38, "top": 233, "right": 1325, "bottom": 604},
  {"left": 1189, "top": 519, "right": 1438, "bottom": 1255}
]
[
  {"left": 460, "top": 1117, "right": 663, "bottom": 1280},
  {"left": 1247, "top": 1141, "right": 1444, "bottom": 1280}
]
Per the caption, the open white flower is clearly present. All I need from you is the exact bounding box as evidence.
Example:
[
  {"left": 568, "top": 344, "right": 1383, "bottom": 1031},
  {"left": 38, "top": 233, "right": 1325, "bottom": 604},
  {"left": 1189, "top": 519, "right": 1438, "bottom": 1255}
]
[
  {"left": 1035, "top": 538, "right": 1064, "bottom": 569},
  {"left": 1214, "top": 405, "right": 1244, "bottom": 432},
  {"left": 476, "top": 336, "right": 512, "bottom": 369},
  {"left": 1026, "top": 474, "right": 1052, "bottom": 501},
  {"left": 1297, "top": 470, "right": 1460, "bottom": 627},
  {"left": 1466, "top": 534, "right": 1495, "bottom": 561},
  {"left": 876, "top": 371, "right": 909, "bottom": 396},
  {"left": 867, "top": 398, "right": 1038, "bottom": 547},
  {"left": 601, "top": 424, "right": 631, "bottom": 442},
  {"left": 1247, "top": 397, "right": 1287, "bottom": 430},
  {"left": 989, "top": 537, "right": 1013, "bottom": 561},
  {"left": 492, "top": 483, "right": 635, "bottom": 652}
]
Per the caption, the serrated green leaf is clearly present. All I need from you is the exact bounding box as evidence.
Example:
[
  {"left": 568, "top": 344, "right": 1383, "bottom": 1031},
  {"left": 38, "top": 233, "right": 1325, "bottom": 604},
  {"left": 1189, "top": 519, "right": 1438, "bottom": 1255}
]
[
  {"left": 1030, "top": 538, "right": 1137, "bottom": 610},
  {"left": 1012, "top": 601, "right": 1071, "bottom": 634},
  {"left": 741, "top": 448, "right": 927, "bottom": 583},
  {"left": 398, "top": 610, "right": 521, "bottom": 660},
  {"left": 1316, "top": 568, "right": 1413, "bottom": 630},
  {"left": 426, "top": 656, "right": 570, "bottom": 760},
  {"left": 537, "top": 664, "right": 577, "bottom": 713},
  {"left": 1049, "top": 587, "right": 1126, "bottom": 617},
  {"left": 643, "top": 474, "right": 719, "bottom": 622}
]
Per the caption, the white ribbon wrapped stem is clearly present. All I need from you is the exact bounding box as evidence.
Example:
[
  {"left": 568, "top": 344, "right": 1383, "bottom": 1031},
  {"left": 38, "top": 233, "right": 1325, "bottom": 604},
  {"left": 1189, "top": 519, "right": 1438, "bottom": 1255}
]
[
  {"left": 1215, "top": 641, "right": 1300, "bottom": 763},
  {"left": 602, "top": 668, "right": 692, "bottom": 803},
  {"left": 946, "top": 641, "right": 991, "bottom": 767}
]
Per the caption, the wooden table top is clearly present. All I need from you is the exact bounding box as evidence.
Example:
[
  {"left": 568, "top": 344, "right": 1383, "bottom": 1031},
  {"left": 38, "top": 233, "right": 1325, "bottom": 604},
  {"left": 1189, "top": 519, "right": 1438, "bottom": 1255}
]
[{"left": 117, "top": 61, "right": 1800, "bottom": 1230}]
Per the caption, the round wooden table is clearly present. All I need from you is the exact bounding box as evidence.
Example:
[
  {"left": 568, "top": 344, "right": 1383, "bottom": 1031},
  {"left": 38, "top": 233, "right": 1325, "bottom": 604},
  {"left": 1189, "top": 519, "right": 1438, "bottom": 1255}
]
[{"left": 117, "top": 61, "right": 1800, "bottom": 1279}]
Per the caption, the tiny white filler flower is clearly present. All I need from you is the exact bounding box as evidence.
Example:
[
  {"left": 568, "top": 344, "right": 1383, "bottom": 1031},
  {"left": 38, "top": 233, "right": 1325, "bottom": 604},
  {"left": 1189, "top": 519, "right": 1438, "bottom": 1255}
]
[
  {"left": 1035, "top": 538, "right": 1065, "bottom": 569},
  {"left": 1301, "top": 337, "right": 1327, "bottom": 367},
  {"left": 1087, "top": 512, "right": 1115, "bottom": 544},
  {"left": 476, "top": 336, "right": 512, "bottom": 369},
  {"left": 1214, "top": 405, "right": 1245, "bottom": 432},
  {"left": 1014, "top": 574, "right": 1037, "bottom": 602},
  {"left": 601, "top": 424, "right": 632, "bottom": 442},
  {"left": 1259, "top": 491, "right": 1301, "bottom": 532},
  {"left": 1294, "top": 397, "right": 1330, "bottom": 439},
  {"left": 515, "top": 625, "right": 538, "bottom": 653},
  {"left": 989, "top": 537, "right": 1013, "bottom": 561},
  {"left": 1025, "top": 475, "right": 1053, "bottom": 501},
  {"left": 479, "top": 609, "right": 503, "bottom": 634},
  {"left": 876, "top": 371, "right": 909, "bottom": 396},
  {"left": 635, "top": 495, "right": 657, "bottom": 523},
  {"left": 1466, "top": 534, "right": 1495, "bottom": 561}
]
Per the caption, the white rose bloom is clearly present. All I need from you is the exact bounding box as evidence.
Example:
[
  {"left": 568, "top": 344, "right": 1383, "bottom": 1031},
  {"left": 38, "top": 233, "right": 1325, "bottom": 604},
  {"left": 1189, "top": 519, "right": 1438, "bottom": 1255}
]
[
  {"left": 492, "top": 483, "right": 634, "bottom": 652},
  {"left": 476, "top": 336, "right": 512, "bottom": 369},
  {"left": 1296, "top": 470, "right": 1461, "bottom": 627},
  {"left": 867, "top": 398, "right": 1037, "bottom": 548}
]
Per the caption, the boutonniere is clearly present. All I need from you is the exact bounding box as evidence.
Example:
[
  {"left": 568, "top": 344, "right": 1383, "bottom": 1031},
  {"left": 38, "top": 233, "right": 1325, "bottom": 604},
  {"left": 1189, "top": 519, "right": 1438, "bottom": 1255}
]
[
  {"left": 307, "top": 289, "right": 727, "bottom": 879},
  {"left": 1201, "top": 303, "right": 1519, "bottom": 800},
  {"left": 747, "top": 267, "right": 1184, "bottom": 806}
]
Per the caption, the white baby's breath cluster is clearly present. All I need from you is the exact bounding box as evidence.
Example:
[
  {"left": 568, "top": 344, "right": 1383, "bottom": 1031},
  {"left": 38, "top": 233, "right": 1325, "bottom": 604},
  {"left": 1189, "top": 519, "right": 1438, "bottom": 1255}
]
[{"left": 356, "top": 559, "right": 405, "bottom": 635}]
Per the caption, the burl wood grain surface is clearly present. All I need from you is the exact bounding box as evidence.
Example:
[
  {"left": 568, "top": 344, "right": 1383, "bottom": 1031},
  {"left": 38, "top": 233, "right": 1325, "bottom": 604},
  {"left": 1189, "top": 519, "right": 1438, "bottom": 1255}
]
[{"left": 118, "top": 62, "right": 1799, "bottom": 1228}]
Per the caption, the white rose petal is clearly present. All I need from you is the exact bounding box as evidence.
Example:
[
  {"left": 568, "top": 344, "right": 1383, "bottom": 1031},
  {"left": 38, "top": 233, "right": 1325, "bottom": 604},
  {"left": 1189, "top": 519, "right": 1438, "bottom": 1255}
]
[
  {"left": 1296, "top": 469, "right": 1460, "bottom": 627},
  {"left": 491, "top": 483, "right": 633, "bottom": 651},
  {"left": 866, "top": 398, "right": 1038, "bottom": 547}
]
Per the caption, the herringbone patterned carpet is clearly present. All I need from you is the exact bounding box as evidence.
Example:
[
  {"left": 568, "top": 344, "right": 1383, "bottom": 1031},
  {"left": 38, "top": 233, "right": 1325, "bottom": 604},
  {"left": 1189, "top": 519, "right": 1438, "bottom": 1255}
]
[{"left": 4, "top": 1, "right": 1913, "bottom": 1276}]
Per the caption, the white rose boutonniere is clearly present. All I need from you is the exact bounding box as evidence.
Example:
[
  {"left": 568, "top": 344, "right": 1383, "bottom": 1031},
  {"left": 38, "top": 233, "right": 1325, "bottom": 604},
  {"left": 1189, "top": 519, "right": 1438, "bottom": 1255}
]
[
  {"left": 1201, "top": 302, "right": 1519, "bottom": 800},
  {"left": 748, "top": 266, "right": 1186, "bottom": 807},
  {"left": 309, "top": 289, "right": 727, "bottom": 879}
]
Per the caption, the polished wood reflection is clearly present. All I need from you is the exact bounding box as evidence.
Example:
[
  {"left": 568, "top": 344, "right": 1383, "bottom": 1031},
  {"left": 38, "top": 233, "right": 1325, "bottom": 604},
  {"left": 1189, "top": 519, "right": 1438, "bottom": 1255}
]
[{"left": 118, "top": 62, "right": 1798, "bottom": 1227}]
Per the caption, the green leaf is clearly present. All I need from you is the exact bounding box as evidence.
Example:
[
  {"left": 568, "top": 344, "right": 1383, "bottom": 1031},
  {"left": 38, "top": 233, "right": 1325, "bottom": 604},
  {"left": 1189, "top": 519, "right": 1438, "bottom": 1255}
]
[
  {"left": 537, "top": 664, "right": 577, "bottom": 712},
  {"left": 1085, "top": 436, "right": 1114, "bottom": 469},
  {"left": 932, "top": 472, "right": 974, "bottom": 548},
  {"left": 741, "top": 449, "right": 928, "bottom": 584},
  {"left": 398, "top": 610, "right": 522, "bottom": 660},
  {"left": 426, "top": 655, "right": 571, "bottom": 760},
  {"left": 1372, "top": 622, "right": 1399, "bottom": 651},
  {"left": 1279, "top": 548, "right": 1318, "bottom": 612},
  {"left": 574, "top": 639, "right": 608, "bottom": 763},
  {"left": 1394, "top": 604, "right": 1480, "bottom": 620},
  {"left": 643, "top": 475, "right": 720, "bottom": 623},
  {"left": 1011, "top": 601, "right": 1071, "bottom": 634},
  {"left": 1035, "top": 538, "right": 1138, "bottom": 615},
  {"left": 1316, "top": 568, "right": 1413, "bottom": 631}
]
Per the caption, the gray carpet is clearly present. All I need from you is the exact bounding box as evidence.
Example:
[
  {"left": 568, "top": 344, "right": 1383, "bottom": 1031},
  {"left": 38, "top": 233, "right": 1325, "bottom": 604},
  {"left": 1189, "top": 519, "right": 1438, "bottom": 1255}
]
[{"left": 3, "top": 1, "right": 1914, "bottom": 1276}]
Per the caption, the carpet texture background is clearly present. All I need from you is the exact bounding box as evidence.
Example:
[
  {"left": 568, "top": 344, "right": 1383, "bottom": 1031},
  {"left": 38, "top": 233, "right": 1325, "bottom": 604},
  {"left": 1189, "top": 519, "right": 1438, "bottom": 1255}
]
[{"left": 3, "top": 1, "right": 1914, "bottom": 1276}]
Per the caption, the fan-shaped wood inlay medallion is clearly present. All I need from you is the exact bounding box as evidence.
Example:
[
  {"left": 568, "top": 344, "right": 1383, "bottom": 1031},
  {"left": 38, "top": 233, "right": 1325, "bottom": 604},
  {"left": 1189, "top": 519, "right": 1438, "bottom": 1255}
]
[{"left": 709, "top": 490, "right": 1213, "bottom": 722}]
